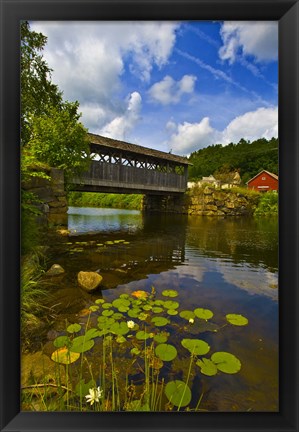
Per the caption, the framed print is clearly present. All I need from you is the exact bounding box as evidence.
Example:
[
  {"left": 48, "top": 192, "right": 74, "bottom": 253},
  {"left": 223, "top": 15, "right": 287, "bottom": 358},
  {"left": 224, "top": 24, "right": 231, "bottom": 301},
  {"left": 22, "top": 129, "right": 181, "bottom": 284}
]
[{"left": 0, "top": 0, "right": 298, "bottom": 431}]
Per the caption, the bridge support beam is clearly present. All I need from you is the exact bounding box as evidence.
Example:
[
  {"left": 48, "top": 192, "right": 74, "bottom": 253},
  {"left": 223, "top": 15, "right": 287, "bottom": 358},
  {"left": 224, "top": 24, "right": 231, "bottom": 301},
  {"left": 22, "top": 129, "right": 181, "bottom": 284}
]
[{"left": 142, "top": 194, "right": 188, "bottom": 213}]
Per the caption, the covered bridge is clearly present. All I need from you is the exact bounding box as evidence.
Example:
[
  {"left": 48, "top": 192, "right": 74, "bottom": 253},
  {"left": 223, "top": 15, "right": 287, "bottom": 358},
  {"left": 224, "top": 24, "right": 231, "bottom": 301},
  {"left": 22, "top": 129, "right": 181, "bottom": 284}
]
[{"left": 71, "top": 133, "right": 191, "bottom": 195}]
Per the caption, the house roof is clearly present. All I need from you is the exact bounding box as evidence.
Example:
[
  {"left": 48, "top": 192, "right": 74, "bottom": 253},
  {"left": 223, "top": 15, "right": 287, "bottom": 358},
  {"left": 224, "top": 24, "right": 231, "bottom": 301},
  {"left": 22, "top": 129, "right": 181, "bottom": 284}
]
[
  {"left": 246, "top": 170, "right": 279, "bottom": 184},
  {"left": 87, "top": 133, "right": 192, "bottom": 165}
]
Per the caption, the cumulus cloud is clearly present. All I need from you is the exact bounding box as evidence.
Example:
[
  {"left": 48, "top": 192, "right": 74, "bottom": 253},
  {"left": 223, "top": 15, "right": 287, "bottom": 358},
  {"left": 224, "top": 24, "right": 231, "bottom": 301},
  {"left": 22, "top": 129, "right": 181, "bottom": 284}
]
[
  {"left": 148, "top": 75, "right": 197, "bottom": 104},
  {"left": 99, "top": 92, "right": 142, "bottom": 140},
  {"left": 30, "top": 21, "right": 178, "bottom": 131},
  {"left": 167, "top": 106, "right": 278, "bottom": 155},
  {"left": 219, "top": 21, "right": 278, "bottom": 63}
]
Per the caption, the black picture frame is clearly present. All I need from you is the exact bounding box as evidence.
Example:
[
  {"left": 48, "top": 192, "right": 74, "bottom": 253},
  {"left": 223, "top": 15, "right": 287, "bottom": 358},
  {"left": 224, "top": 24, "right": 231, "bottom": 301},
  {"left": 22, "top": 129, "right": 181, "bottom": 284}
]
[{"left": 0, "top": 0, "right": 298, "bottom": 431}]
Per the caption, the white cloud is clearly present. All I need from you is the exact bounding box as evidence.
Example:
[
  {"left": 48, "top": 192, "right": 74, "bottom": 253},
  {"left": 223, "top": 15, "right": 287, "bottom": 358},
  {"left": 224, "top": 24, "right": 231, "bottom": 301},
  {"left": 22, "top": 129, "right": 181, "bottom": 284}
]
[
  {"left": 167, "top": 106, "right": 278, "bottom": 155},
  {"left": 148, "top": 75, "right": 197, "bottom": 104},
  {"left": 219, "top": 21, "right": 278, "bottom": 63},
  {"left": 99, "top": 92, "right": 142, "bottom": 140},
  {"left": 30, "top": 21, "right": 179, "bottom": 131},
  {"left": 221, "top": 106, "right": 278, "bottom": 144}
]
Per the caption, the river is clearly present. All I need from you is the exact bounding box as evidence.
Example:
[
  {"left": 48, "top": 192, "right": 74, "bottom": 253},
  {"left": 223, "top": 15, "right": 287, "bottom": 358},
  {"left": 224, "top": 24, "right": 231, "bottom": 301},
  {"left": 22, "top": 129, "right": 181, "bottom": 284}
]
[{"left": 42, "top": 207, "right": 278, "bottom": 412}]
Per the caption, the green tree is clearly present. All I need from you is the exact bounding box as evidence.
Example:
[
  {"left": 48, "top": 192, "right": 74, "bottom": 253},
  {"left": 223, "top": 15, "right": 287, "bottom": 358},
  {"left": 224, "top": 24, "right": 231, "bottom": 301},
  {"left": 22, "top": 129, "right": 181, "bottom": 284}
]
[{"left": 21, "top": 20, "right": 90, "bottom": 177}]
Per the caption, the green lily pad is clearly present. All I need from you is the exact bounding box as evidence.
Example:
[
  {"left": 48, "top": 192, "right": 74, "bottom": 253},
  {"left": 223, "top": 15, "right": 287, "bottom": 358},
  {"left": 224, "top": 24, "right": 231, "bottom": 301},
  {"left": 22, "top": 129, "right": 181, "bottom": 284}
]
[
  {"left": 67, "top": 323, "right": 81, "bottom": 334},
  {"left": 120, "top": 293, "right": 130, "bottom": 299},
  {"left": 179, "top": 310, "right": 195, "bottom": 320},
  {"left": 226, "top": 314, "right": 248, "bottom": 326},
  {"left": 181, "top": 338, "right": 210, "bottom": 355},
  {"left": 194, "top": 308, "right": 213, "bottom": 320},
  {"left": 102, "top": 303, "right": 113, "bottom": 309},
  {"left": 138, "top": 312, "right": 148, "bottom": 321},
  {"left": 164, "top": 300, "right": 179, "bottom": 310},
  {"left": 116, "top": 335, "right": 127, "bottom": 344},
  {"left": 196, "top": 358, "right": 218, "bottom": 376},
  {"left": 97, "top": 316, "right": 115, "bottom": 330},
  {"left": 162, "top": 290, "right": 178, "bottom": 298},
  {"left": 70, "top": 336, "right": 94, "bottom": 353},
  {"left": 102, "top": 309, "right": 114, "bottom": 317},
  {"left": 154, "top": 300, "right": 165, "bottom": 306},
  {"left": 153, "top": 332, "right": 169, "bottom": 344},
  {"left": 112, "top": 312, "right": 124, "bottom": 320},
  {"left": 95, "top": 298, "right": 105, "bottom": 304},
  {"left": 53, "top": 335, "right": 70, "bottom": 348},
  {"left": 211, "top": 352, "right": 241, "bottom": 374},
  {"left": 130, "top": 347, "right": 141, "bottom": 355},
  {"left": 136, "top": 330, "right": 152, "bottom": 340},
  {"left": 165, "top": 380, "right": 191, "bottom": 407},
  {"left": 105, "top": 241, "right": 114, "bottom": 245},
  {"left": 151, "top": 316, "right": 169, "bottom": 327},
  {"left": 155, "top": 343, "right": 177, "bottom": 361},
  {"left": 152, "top": 306, "right": 164, "bottom": 313},
  {"left": 89, "top": 305, "right": 99, "bottom": 312},
  {"left": 85, "top": 328, "right": 100, "bottom": 340},
  {"left": 112, "top": 298, "right": 130, "bottom": 312},
  {"left": 110, "top": 321, "right": 130, "bottom": 336},
  {"left": 128, "top": 308, "right": 142, "bottom": 318},
  {"left": 167, "top": 309, "right": 178, "bottom": 315},
  {"left": 142, "top": 304, "right": 152, "bottom": 311}
]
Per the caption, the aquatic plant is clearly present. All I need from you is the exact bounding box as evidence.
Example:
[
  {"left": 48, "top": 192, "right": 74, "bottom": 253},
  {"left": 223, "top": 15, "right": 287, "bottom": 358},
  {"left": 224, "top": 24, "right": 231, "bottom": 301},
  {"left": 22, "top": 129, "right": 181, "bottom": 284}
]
[{"left": 29, "top": 285, "right": 249, "bottom": 412}]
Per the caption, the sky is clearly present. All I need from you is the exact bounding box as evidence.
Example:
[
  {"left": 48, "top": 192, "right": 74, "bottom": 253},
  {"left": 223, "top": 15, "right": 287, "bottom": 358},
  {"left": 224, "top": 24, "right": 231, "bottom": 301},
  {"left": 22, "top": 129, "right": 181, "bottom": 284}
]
[{"left": 30, "top": 21, "right": 278, "bottom": 156}]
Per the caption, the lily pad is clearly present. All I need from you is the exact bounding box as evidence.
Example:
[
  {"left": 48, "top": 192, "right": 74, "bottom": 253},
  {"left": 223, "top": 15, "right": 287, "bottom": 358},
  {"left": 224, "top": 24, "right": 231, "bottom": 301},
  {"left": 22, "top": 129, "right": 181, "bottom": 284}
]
[
  {"left": 89, "top": 305, "right": 99, "bottom": 312},
  {"left": 85, "top": 328, "right": 100, "bottom": 340},
  {"left": 112, "top": 312, "right": 124, "bottom": 320},
  {"left": 116, "top": 335, "right": 127, "bottom": 344},
  {"left": 154, "top": 332, "right": 169, "bottom": 344},
  {"left": 162, "top": 290, "right": 178, "bottom": 298},
  {"left": 110, "top": 321, "right": 130, "bottom": 336},
  {"left": 152, "top": 307, "right": 164, "bottom": 313},
  {"left": 136, "top": 330, "right": 152, "bottom": 340},
  {"left": 167, "top": 309, "right": 178, "bottom": 316},
  {"left": 102, "top": 309, "right": 114, "bottom": 317},
  {"left": 181, "top": 338, "right": 210, "bottom": 355},
  {"left": 102, "top": 303, "right": 113, "bottom": 309},
  {"left": 151, "top": 316, "right": 169, "bottom": 327},
  {"left": 128, "top": 308, "right": 142, "bottom": 318},
  {"left": 196, "top": 358, "right": 218, "bottom": 376},
  {"left": 179, "top": 310, "right": 195, "bottom": 320},
  {"left": 53, "top": 335, "right": 70, "bottom": 348},
  {"left": 226, "top": 314, "right": 248, "bottom": 326},
  {"left": 112, "top": 298, "right": 131, "bottom": 312},
  {"left": 194, "top": 308, "right": 213, "bottom": 320},
  {"left": 211, "top": 352, "right": 241, "bottom": 374},
  {"left": 97, "top": 316, "right": 115, "bottom": 330},
  {"left": 165, "top": 380, "right": 191, "bottom": 407},
  {"left": 67, "top": 323, "right": 81, "bottom": 334},
  {"left": 70, "top": 336, "right": 95, "bottom": 353},
  {"left": 51, "top": 347, "right": 80, "bottom": 364},
  {"left": 155, "top": 343, "right": 177, "bottom": 361},
  {"left": 130, "top": 347, "right": 141, "bottom": 355},
  {"left": 154, "top": 300, "right": 165, "bottom": 306},
  {"left": 164, "top": 300, "right": 179, "bottom": 310},
  {"left": 138, "top": 312, "right": 148, "bottom": 321},
  {"left": 95, "top": 299, "right": 105, "bottom": 304}
]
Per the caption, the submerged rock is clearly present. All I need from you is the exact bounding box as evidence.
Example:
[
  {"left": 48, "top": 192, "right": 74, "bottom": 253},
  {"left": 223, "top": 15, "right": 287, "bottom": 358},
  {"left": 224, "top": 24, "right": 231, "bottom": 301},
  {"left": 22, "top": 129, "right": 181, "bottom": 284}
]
[
  {"left": 78, "top": 271, "right": 103, "bottom": 292},
  {"left": 46, "top": 264, "right": 65, "bottom": 276}
]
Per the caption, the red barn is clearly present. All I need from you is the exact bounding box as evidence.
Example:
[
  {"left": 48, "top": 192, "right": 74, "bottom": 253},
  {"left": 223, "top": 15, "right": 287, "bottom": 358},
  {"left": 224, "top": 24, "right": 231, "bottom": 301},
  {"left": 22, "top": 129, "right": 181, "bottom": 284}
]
[{"left": 247, "top": 170, "right": 278, "bottom": 192}]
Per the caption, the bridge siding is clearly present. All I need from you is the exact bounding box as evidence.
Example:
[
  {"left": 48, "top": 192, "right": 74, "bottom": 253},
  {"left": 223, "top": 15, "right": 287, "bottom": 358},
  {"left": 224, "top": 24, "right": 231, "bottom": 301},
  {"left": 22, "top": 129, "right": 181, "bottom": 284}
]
[{"left": 71, "top": 161, "right": 187, "bottom": 194}]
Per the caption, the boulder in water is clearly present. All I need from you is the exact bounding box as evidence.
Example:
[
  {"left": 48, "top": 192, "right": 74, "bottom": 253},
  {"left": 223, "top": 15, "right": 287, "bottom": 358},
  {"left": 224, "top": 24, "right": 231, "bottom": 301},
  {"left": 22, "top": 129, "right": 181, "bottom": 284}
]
[
  {"left": 78, "top": 271, "right": 103, "bottom": 292},
  {"left": 46, "top": 264, "right": 65, "bottom": 276}
]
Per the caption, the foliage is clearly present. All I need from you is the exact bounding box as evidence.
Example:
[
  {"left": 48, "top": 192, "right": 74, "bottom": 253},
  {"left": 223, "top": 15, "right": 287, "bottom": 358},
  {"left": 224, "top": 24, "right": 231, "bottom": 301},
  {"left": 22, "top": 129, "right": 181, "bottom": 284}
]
[
  {"left": 67, "top": 191, "right": 143, "bottom": 210},
  {"left": 188, "top": 137, "right": 278, "bottom": 183},
  {"left": 22, "top": 286, "right": 249, "bottom": 412},
  {"left": 27, "top": 103, "right": 90, "bottom": 179},
  {"left": 254, "top": 192, "right": 278, "bottom": 216}
]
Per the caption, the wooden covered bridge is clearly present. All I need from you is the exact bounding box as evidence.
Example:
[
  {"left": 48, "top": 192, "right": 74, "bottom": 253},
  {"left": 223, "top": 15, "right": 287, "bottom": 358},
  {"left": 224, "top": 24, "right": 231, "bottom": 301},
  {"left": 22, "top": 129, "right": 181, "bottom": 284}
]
[{"left": 70, "top": 133, "right": 191, "bottom": 195}]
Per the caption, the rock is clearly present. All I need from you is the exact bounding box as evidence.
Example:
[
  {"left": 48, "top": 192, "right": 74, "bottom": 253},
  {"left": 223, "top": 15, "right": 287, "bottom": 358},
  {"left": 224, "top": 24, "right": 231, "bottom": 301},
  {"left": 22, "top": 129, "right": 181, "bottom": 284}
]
[
  {"left": 46, "top": 264, "right": 65, "bottom": 276},
  {"left": 78, "top": 271, "right": 103, "bottom": 292},
  {"left": 21, "top": 351, "right": 67, "bottom": 388}
]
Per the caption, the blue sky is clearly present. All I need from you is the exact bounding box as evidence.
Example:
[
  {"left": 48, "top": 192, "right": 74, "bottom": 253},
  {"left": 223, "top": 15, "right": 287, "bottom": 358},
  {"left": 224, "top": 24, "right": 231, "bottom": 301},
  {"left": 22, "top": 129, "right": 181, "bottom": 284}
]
[{"left": 31, "top": 21, "right": 278, "bottom": 156}]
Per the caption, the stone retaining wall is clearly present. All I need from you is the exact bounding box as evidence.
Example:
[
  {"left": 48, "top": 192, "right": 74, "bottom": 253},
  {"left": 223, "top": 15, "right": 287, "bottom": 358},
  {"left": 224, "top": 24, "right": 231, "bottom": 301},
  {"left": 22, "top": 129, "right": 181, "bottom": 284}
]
[
  {"left": 143, "top": 187, "right": 259, "bottom": 216},
  {"left": 22, "top": 168, "right": 68, "bottom": 225}
]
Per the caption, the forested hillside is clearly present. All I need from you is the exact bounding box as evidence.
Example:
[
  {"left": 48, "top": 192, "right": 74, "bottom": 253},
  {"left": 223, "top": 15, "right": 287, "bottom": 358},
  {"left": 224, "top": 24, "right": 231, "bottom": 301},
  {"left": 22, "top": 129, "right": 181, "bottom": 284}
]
[{"left": 188, "top": 137, "right": 278, "bottom": 184}]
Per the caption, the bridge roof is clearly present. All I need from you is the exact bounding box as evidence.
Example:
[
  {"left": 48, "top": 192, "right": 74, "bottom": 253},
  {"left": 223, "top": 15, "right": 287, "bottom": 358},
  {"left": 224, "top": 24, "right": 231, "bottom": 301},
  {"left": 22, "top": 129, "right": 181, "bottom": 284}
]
[{"left": 88, "top": 133, "right": 191, "bottom": 165}]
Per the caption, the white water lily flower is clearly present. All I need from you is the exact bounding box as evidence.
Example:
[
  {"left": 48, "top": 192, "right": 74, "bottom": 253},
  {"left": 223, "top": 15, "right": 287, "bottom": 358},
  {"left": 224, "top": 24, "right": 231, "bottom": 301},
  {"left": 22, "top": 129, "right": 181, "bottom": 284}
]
[
  {"left": 127, "top": 320, "right": 135, "bottom": 329},
  {"left": 189, "top": 318, "right": 194, "bottom": 324},
  {"left": 85, "top": 386, "right": 103, "bottom": 405}
]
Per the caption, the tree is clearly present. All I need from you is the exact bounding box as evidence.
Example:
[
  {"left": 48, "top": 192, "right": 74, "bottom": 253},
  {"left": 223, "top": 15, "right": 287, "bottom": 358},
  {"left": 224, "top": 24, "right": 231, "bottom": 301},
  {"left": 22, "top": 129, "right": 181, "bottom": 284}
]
[{"left": 21, "top": 21, "right": 90, "bottom": 178}]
